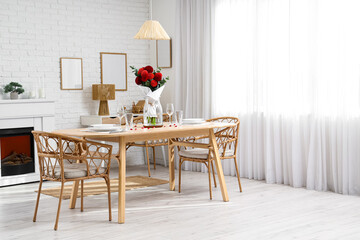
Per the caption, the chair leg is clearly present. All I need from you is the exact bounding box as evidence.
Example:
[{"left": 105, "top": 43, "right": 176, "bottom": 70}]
[
  {"left": 80, "top": 180, "right": 84, "bottom": 212},
  {"left": 207, "top": 162, "right": 212, "bottom": 200},
  {"left": 143, "top": 147, "right": 147, "bottom": 165},
  {"left": 33, "top": 178, "right": 43, "bottom": 222},
  {"left": 178, "top": 159, "right": 182, "bottom": 193},
  {"left": 152, "top": 146, "right": 156, "bottom": 170},
  {"left": 233, "top": 157, "right": 242, "bottom": 192},
  {"left": 145, "top": 146, "right": 151, "bottom": 177},
  {"left": 161, "top": 145, "right": 167, "bottom": 167},
  {"left": 104, "top": 176, "right": 112, "bottom": 221},
  {"left": 210, "top": 160, "right": 217, "bottom": 188},
  {"left": 54, "top": 181, "right": 65, "bottom": 231}
]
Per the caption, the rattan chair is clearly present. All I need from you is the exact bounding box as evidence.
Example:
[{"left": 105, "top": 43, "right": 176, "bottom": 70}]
[
  {"left": 176, "top": 117, "right": 242, "bottom": 199},
  {"left": 32, "top": 131, "right": 113, "bottom": 230},
  {"left": 126, "top": 114, "right": 169, "bottom": 177}
]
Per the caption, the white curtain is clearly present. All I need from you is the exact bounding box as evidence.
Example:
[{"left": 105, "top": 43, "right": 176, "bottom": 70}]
[
  {"left": 175, "top": 0, "right": 213, "bottom": 119},
  {"left": 213, "top": 0, "right": 360, "bottom": 195},
  {"left": 175, "top": 0, "right": 214, "bottom": 172}
]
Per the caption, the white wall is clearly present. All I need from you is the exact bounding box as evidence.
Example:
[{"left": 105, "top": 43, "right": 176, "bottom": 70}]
[
  {"left": 0, "top": 0, "right": 151, "bottom": 165},
  {"left": 150, "top": 0, "right": 176, "bottom": 109}
]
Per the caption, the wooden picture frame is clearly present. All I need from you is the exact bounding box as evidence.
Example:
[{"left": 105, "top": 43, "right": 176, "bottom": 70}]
[
  {"left": 60, "top": 57, "right": 83, "bottom": 90},
  {"left": 100, "top": 52, "right": 127, "bottom": 91},
  {"left": 156, "top": 39, "right": 172, "bottom": 68}
]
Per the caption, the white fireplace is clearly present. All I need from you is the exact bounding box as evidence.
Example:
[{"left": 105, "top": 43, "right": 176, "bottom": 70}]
[{"left": 0, "top": 99, "right": 55, "bottom": 186}]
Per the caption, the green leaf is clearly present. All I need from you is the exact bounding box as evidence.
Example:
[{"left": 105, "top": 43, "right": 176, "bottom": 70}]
[{"left": 3, "top": 82, "right": 24, "bottom": 94}]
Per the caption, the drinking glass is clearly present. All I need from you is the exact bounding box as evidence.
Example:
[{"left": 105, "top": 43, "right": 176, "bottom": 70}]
[
  {"left": 117, "top": 103, "right": 126, "bottom": 125},
  {"left": 125, "top": 113, "right": 133, "bottom": 130},
  {"left": 166, "top": 103, "right": 174, "bottom": 123},
  {"left": 175, "top": 110, "right": 183, "bottom": 125}
]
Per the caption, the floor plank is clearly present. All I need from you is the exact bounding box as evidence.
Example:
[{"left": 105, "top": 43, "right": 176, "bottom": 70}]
[{"left": 1, "top": 165, "right": 360, "bottom": 240}]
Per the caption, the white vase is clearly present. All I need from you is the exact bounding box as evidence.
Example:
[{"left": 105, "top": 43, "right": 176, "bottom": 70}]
[{"left": 10, "top": 92, "right": 18, "bottom": 100}]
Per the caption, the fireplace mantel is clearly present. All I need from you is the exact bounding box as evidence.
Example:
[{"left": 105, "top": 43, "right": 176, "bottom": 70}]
[
  {"left": 0, "top": 99, "right": 55, "bottom": 119},
  {"left": 0, "top": 99, "right": 55, "bottom": 186}
]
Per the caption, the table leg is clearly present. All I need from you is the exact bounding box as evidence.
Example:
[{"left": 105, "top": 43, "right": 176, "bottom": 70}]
[
  {"left": 209, "top": 129, "right": 229, "bottom": 202},
  {"left": 117, "top": 137, "right": 126, "bottom": 223},
  {"left": 168, "top": 138, "right": 175, "bottom": 191},
  {"left": 69, "top": 181, "right": 79, "bottom": 209}
]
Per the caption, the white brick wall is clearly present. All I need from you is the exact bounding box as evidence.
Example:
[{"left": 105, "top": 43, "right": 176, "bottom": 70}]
[{"left": 0, "top": 0, "right": 151, "bottom": 165}]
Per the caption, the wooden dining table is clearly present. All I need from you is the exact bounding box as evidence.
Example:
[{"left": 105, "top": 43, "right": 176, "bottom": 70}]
[{"left": 53, "top": 122, "right": 231, "bottom": 224}]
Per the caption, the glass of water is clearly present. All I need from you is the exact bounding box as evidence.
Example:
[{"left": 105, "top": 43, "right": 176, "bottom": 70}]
[
  {"left": 125, "top": 113, "right": 133, "bottom": 130},
  {"left": 175, "top": 110, "right": 183, "bottom": 125}
]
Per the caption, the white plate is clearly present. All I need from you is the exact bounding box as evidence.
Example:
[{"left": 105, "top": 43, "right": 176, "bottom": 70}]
[
  {"left": 182, "top": 118, "right": 206, "bottom": 124},
  {"left": 88, "top": 126, "right": 121, "bottom": 131},
  {"left": 90, "top": 124, "right": 115, "bottom": 129}
]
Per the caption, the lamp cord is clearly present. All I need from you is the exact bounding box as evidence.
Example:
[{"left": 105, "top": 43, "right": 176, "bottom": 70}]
[{"left": 150, "top": 0, "right": 152, "bottom": 20}]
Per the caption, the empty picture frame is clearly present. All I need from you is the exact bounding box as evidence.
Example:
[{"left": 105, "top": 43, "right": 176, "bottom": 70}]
[
  {"left": 157, "top": 39, "right": 172, "bottom": 68},
  {"left": 100, "top": 52, "right": 127, "bottom": 91},
  {"left": 60, "top": 57, "right": 83, "bottom": 90}
]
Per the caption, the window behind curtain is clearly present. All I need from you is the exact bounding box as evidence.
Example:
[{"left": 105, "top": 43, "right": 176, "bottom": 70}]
[{"left": 212, "top": 0, "right": 360, "bottom": 117}]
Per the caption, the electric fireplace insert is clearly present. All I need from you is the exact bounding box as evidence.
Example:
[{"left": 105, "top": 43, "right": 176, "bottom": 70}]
[{"left": 0, "top": 127, "right": 35, "bottom": 177}]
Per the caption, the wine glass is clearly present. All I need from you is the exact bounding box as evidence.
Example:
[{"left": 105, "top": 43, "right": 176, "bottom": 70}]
[
  {"left": 166, "top": 103, "right": 174, "bottom": 123},
  {"left": 117, "top": 103, "right": 126, "bottom": 126}
]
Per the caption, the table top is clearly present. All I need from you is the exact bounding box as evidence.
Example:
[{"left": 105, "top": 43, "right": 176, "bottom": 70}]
[{"left": 52, "top": 122, "right": 235, "bottom": 142}]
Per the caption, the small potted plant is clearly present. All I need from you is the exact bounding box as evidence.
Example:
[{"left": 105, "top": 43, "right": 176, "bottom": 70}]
[{"left": 4, "top": 82, "right": 25, "bottom": 100}]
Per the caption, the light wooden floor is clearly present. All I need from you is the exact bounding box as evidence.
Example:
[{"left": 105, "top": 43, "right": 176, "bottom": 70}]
[{"left": 1, "top": 166, "right": 360, "bottom": 240}]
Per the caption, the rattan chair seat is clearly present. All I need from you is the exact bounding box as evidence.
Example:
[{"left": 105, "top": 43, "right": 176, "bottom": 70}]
[
  {"left": 53, "top": 163, "right": 106, "bottom": 179},
  {"left": 178, "top": 148, "right": 234, "bottom": 159}
]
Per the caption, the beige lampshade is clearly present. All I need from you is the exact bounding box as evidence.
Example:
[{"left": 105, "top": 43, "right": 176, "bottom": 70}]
[
  {"left": 92, "top": 84, "right": 115, "bottom": 100},
  {"left": 134, "top": 20, "right": 170, "bottom": 40}
]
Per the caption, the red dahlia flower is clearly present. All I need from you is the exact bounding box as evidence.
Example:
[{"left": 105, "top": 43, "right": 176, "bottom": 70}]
[
  {"left": 130, "top": 65, "right": 168, "bottom": 91},
  {"left": 150, "top": 80, "right": 158, "bottom": 87},
  {"left": 144, "top": 65, "right": 153, "bottom": 73},
  {"left": 148, "top": 73, "right": 154, "bottom": 80},
  {"left": 141, "top": 70, "right": 149, "bottom": 82},
  {"left": 135, "top": 76, "right": 142, "bottom": 85},
  {"left": 141, "top": 70, "right": 148, "bottom": 78},
  {"left": 154, "top": 72, "right": 162, "bottom": 81},
  {"left": 138, "top": 67, "right": 145, "bottom": 75}
]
